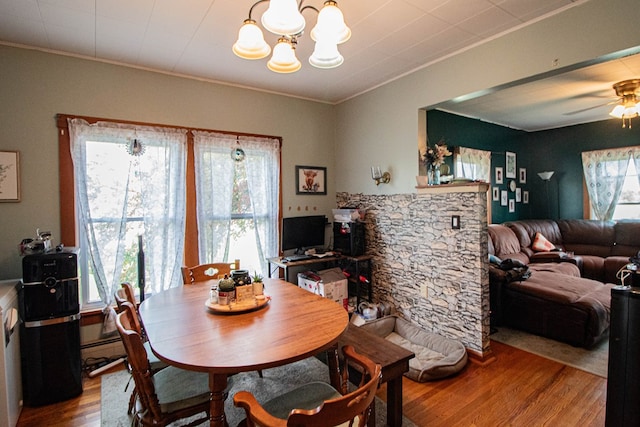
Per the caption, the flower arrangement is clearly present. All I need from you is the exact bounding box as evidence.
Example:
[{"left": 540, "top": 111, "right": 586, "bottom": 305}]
[{"left": 420, "top": 140, "right": 452, "bottom": 168}]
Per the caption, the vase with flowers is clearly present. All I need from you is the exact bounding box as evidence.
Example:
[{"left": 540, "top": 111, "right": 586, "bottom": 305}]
[{"left": 420, "top": 140, "right": 452, "bottom": 185}]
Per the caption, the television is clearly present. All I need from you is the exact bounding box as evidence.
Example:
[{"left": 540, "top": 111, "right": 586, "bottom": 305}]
[{"left": 281, "top": 215, "right": 327, "bottom": 253}]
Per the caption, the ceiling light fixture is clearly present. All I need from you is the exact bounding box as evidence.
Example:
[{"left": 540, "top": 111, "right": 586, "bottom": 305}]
[
  {"left": 232, "top": 0, "right": 351, "bottom": 73},
  {"left": 609, "top": 79, "right": 640, "bottom": 129}
]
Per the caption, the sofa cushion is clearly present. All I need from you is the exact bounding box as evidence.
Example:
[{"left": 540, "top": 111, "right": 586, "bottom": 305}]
[
  {"left": 488, "top": 225, "right": 529, "bottom": 265},
  {"left": 529, "top": 262, "right": 581, "bottom": 277},
  {"left": 532, "top": 232, "right": 556, "bottom": 252},
  {"left": 579, "top": 255, "right": 607, "bottom": 282},
  {"left": 612, "top": 220, "right": 640, "bottom": 256},
  {"left": 557, "top": 219, "right": 615, "bottom": 257},
  {"left": 604, "top": 256, "right": 632, "bottom": 285}
]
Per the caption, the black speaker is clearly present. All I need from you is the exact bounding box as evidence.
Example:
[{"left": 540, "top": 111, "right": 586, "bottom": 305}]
[
  {"left": 606, "top": 286, "right": 640, "bottom": 426},
  {"left": 333, "top": 222, "right": 365, "bottom": 256}
]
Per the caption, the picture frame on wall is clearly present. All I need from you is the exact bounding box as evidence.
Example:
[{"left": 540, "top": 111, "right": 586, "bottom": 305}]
[
  {"left": 0, "top": 150, "right": 20, "bottom": 202},
  {"left": 495, "top": 167, "right": 504, "bottom": 184},
  {"left": 519, "top": 168, "right": 526, "bottom": 184},
  {"left": 506, "top": 151, "right": 516, "bottom": 178},
  {"left": 492, "top": 187, "right": 499, "bottom": 201},
  {"left": 516, "top": 187, "right": 522, "bottom": 202},
  {"left": 296, "top": 165, "right": 327, "bottom": 195},
  {"left": 523, "top": 191, "right": 529, "bottom": 204},
  {"left": 501, "top": 190, "right": 508, "bottom": 206},
  {"left": 509, "top": 199, "right": 515, "bottom": 213}
]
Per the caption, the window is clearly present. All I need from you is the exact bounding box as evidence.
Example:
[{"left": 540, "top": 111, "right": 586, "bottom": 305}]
[
  {"left": 582, "top": 146, "right": 640, "bottom": 220},
  {"left": 58, "top": 116, "right": 281, "bottom": 309},
  {"left": 612, "top": 158, "right": 640, "bottom": 220}
]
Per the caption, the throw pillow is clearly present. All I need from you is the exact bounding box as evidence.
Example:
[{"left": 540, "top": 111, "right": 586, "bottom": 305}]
[{"left": 532, "top": 232, "right": 556, "bottom": 252}]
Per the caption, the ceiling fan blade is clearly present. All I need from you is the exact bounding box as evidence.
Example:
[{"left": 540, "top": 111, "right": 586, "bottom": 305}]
[{"left": 563, "top": 99, "right": 619, "bottom": 116}]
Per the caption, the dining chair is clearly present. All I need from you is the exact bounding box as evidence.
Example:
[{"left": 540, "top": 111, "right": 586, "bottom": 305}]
[
  {"left": 181, "top": 259, "right": 241, "bottom": 284},
  {"left": 115, "top": 300, "right": 168, "bottom": 414},
  {"left": 233, "top": 345, "right": 382, "bottom": 427},
  {"left": 115, "top": 309, "right": 214, "bottom": 427}
]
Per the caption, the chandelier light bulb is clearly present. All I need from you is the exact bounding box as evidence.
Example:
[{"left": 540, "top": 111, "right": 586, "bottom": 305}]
[
  {"left": 261, "top": 0, "right": 305, "bottom": 36},
  {"left": 267, "top": 38, "right": 302, "bottom": 73},
  {"left": 311, "top": 1, "right": 351, "bottom": 44},
  {"left": 232, "top": 19, "right": 271, "bottom": 59}
]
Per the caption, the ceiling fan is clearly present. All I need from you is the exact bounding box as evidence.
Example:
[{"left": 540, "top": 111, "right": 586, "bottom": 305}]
[
  {"left": 564, "top": 79, "right": 640, "bottom": 128},
  {"left": 609, "top": 79, "right": 640, "bottom": 128}
]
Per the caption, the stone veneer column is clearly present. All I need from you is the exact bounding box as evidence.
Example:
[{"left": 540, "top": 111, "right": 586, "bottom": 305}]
[{"left": 337, "top": 183, "right": 491, "bottom": 358}]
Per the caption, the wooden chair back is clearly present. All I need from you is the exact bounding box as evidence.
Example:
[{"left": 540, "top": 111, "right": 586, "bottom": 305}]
[
  {"left": 115, "top": 310, "right": 210, "bottom": 426},
  {"left": 114, "top": 282, "right": 137, "bottom": 310},
  {"left": 234, "top": 345, "right": 381, "bottom": 427},
  {"left": 181, "top": 259, "right": 240, "bottom": 284}
]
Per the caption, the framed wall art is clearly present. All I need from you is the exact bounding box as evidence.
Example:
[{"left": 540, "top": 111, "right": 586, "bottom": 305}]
[
  {"left": 506, "top": 151, "right": 516, "bottom": 178},
  {"left": 519, "top": 167, "right": 527, "bottom": 184},
  {"left": 296, "top": 165, "right": 327, "bottom": 195},
  {"left": 523, "top": 191, "right": 529, "bottom": 204},
  {"left": 0, "top": 151, "right": 20, "bottom": 202},
  {"left": 495, "top": 167, "right": 503, "bottom": 184},
  {"left": 492, "top": 187, "right": 499, "bottom": 201}
]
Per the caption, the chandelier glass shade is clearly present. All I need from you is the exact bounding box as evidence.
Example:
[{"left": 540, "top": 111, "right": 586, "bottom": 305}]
[
  {"left": 232, "top": 0, "right": 350, "bottom": 73},
  {"left": 609, "top": 79, "right": 640, "bottom": 128}
]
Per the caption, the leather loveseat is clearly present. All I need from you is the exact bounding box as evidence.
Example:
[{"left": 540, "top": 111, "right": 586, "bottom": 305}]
[{"left": 488, "top": 219, "right": 640, "bottom": 348}]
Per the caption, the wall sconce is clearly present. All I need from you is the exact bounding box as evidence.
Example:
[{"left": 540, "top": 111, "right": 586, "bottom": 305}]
[{"left": 371, "top": 166, "right": 391, "bottom": 185}]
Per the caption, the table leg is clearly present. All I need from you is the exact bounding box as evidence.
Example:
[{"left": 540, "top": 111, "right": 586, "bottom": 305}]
[
  {"left": 209, "top": 373, "right": 228, "bottom": 427},
  {"left": 387, "top": 376, "right": 403, "bottom": 427}
]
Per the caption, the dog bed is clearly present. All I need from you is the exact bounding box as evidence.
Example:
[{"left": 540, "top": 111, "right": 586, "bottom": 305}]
[{"left": 359, "top": 315, "right": 467, "bottom": 382}]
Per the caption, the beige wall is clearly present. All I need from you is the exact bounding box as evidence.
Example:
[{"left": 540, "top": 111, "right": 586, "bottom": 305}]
[
  {"left": 335, "top": 0, "right": 640, "bottom": 195},
  {"left": 0, "top": 45, "right": 336, "bottom": 280}
]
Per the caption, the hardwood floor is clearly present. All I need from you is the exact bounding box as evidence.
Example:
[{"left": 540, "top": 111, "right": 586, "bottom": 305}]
[{"left": 16, "top": 340, "right": 607, "bottom": 427}]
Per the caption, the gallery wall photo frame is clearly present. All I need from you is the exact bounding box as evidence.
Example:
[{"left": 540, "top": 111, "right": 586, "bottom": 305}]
[
  {"left": 0, "top": 150, "right": 20, "bottom": 202},
  {"left": 519, "top": 168, "right": 527, "bottom": 184},
  {"left": 295, "top": 165, "right": 327, "bottom": 195},
  {"left": 495, "top": 167, "right": 504, "bottom": 184},
  {"left": 505, "top": 151, "right": 517, "bottom": 178}
]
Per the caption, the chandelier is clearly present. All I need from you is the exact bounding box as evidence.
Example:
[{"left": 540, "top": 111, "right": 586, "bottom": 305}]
[
  {"left": 232, "top": 0, "right": 351, "bottom": 73},
  {"left": 609, "top": 79, "right": 640, "bottom": 128}
]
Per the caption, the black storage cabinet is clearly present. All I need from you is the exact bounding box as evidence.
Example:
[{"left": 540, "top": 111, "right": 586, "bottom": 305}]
[
  {"left": 606, "top": 279, "right": 640, "bottom": 425},
  {"left": 18, "top": 251, "right": 82, "bottom": 406}
]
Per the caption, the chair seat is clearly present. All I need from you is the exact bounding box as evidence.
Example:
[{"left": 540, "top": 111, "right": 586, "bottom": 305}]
[
  {"left": 153, "top": 366, "right": 212, "bottom": 413},
  {"left": 261, "top": 381, "right": 341, "bottom": 420}
]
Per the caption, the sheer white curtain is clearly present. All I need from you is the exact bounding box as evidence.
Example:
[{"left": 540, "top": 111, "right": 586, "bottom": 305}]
[
  {"left": 193, "top": 132, "right": 280, "bottom": 274},
  {"left": 69, "top": 119, "right": 187, "bottom": 333},
  {"left": 455, "top": 147, "right": 491, "bottom": 181},
  {"left": 581, "top": 146, "right": 635, "bottom": 220}
]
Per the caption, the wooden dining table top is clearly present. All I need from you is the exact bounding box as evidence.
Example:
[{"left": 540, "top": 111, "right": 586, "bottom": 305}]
[{"left": 138, "top": 277, "right": 350, "bottom": 374}]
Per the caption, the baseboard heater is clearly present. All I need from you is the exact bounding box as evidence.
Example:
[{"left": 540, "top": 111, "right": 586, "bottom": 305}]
[{"left": 81, "top": 336, "right": 121, "bottom": 350}]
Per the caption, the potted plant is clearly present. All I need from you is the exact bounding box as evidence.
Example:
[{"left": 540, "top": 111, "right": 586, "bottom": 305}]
[{"left": 252, "top": 271, "right": 264, "bottom": 296}]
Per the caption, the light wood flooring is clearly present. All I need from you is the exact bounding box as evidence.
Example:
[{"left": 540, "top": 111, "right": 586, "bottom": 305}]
[{"left": 16, "top": 340, "right": 607, "bottom": 427}]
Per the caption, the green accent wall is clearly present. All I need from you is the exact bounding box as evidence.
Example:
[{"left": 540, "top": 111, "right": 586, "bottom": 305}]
[{"left": 427, "top": 110, "right": 640, "bottom": 223}]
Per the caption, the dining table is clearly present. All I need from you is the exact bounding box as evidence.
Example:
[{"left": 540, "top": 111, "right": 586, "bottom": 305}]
[{"left": 138, "top": 277, "right": 349, "bottom": 427}]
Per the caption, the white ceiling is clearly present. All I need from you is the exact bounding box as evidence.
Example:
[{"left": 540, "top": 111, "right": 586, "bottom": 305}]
[{"left": 2, "top": 0, "right": 638, "bottom": 131}]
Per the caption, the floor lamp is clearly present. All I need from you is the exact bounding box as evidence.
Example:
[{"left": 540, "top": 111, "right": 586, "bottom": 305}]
[{"left": 537, "top": 171, "right": 555, "bottom": 218}]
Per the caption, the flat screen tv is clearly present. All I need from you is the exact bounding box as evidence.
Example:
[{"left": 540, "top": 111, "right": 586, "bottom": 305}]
[{"left": 281, "top": 215, "right": 326, "bottom": 253}]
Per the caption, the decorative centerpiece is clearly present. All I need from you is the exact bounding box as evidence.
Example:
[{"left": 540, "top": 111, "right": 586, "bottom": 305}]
[
  {"left": 419, "top": 140, "right": 452, "bottom": 185},
  {"left": 206, "top": 270, "right": 270, "bottom": 313}
]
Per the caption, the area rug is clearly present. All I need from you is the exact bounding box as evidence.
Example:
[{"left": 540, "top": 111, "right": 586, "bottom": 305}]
[
  {"left": 491, "top": 326, "right": 609, "bottom": 378},
  {"left": 101, "top": 357, "right": 417, "bottom": 427}
]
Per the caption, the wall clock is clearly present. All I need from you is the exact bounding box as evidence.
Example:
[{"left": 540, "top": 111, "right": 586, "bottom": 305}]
[{"left": 509, "top": 180, "right": 517, "bottom": 192}]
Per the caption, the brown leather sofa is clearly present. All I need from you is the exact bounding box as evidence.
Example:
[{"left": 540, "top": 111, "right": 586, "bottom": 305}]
[
  {"left": 503, "top": 219, "right": 640, "bottom": 283},
  {"left": 488, "top": 219, "right": 640, "bottom": 348}
]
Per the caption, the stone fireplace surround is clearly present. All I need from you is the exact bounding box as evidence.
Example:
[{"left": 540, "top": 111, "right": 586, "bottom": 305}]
[{"left": 337, "top": 183, "right": 491, "bottom": 359}]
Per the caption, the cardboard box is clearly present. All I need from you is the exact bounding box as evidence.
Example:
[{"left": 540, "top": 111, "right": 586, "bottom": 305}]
[{"left": 298, "top": 267, "right": 348, "bottom": 311}]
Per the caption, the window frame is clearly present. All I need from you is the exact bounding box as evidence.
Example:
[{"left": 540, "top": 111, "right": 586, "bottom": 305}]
[{"left": 56, "top": 114, "right": 283, "bottom": 306}]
